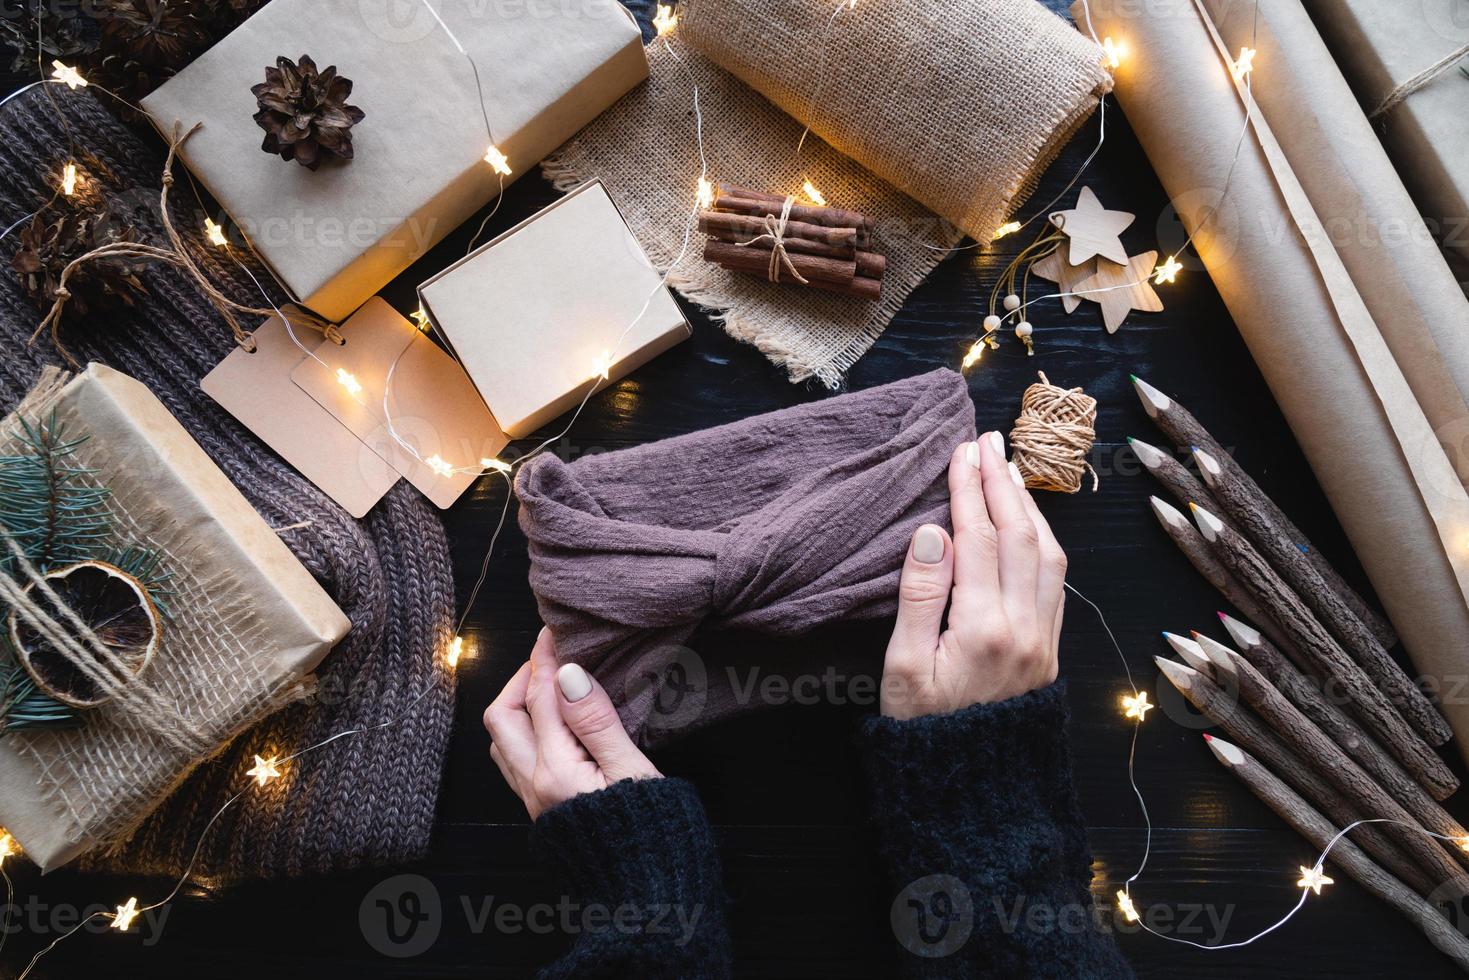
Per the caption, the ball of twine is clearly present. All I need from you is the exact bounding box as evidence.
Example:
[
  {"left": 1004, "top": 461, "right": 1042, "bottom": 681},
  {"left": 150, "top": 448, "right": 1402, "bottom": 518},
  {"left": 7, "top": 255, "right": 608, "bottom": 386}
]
[{"left": 1009, "top": 372, "right": 1099, "bottom": 494}]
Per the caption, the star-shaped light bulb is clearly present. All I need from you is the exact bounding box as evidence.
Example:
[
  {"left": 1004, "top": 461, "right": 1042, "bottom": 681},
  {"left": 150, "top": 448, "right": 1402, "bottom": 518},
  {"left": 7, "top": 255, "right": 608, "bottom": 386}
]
[
  {"left": 0, "top": 831, "right": 17, "bottom": 868},
  {"left": 992, "top": 221, "right": 1022, "bottom": 241},
  {"left": 204, "top": 217, "right": 229, "bottom": 248},
  {"left": 1116, "top": 890, "right": 1140, "bottom": 923},
  {"left": 484, "top": 145, "right": 512, "bottom": 177},
  {"left": 653, "top": 3, "right": 678, "bottom": 36},
  {"left": 447, "top": 635, "right": 465, "bottom": 669},
  {"left": 962, "top": 340, "right": 986, "bottom": 371},
  {"left": 51, "top": 61, "right": 86, "bottom": 89},
  {"left": 1102, "top": 36, "right": 1124, "bottom": 70},
  {"left": 1232, "top": 46, "right": 1256, "bottom": 81},
  {"left": 246, "top": 754, "right": 282, "bottom": 787},
  {"left": 1122, "top": 691, "right": 1154, "bottom": 721},
  {"left": 336, "top": 368, "right": 363, "bottom": 397},
  {"left": 593, "top": 351, "right": 614, "bottom": 381},
  {"left": 1459, "top": 835, "right": 1469, "bottom": 853},
  {"left": 410, "top": 308, "right": 431, "bottom": 332},
  {"left": 697, "top": 176, "right": 714, "bottom": 210},
  {"left": 802, "top": 181, "right": 827, "bottom": 207},
  {"left": 1297, "top": 864, "right": 1333, "bottom": 896},
  {"left": 1153, "top": 255, "right": 1183, "bottom": 285},
  {"left": 61, "top": 162, "right": 78, "bottom": 197},
  {"left": 480, "top": 457, "right": 513, "bottom": 475},
  {"left": 426, "top": 455, "right": 455, "bottom": 478},
  {"left": 112, "top": 897, "right": 140, "bottom": 931}
]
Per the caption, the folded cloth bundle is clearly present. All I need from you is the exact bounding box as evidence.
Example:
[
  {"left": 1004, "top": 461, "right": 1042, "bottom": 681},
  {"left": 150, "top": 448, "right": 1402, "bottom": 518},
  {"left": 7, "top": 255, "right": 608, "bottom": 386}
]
[{"left": 517, "top": 368, "right": 976, "bottom": 745}]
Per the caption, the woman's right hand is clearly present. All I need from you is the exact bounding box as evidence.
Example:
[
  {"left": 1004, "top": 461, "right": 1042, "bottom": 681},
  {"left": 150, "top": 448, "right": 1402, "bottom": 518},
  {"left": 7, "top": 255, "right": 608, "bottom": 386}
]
[
  {"left": 484, "top": 628, "right": 661, "bottom": 820},
  {"left": 879, "top": 431, "right": 1069, "bottom": 720}
]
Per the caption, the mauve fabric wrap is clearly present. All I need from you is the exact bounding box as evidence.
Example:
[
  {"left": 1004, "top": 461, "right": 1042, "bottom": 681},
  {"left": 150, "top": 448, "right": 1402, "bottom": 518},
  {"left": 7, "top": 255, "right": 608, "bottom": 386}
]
[{"left": 517, "top": 369, "right": 977, "bottom": 746}]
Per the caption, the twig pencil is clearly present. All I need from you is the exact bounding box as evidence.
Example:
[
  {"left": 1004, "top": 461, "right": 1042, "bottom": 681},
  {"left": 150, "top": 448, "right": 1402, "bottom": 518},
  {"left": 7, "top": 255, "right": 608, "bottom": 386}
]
[
  {"left": 1214, "top": 616, "right": 1459, "bottom": 801},
  {"left": 1205, "top": 736, "right": 1469, "bottom": 973},
  {"left": 1132, "top": 374, "right": 1397, "bottom": 647},
  {"left": 1155, "top": 657, "right": 1438, "bottom": 897},
  {"left": 1193, "top": 447, "right": 1451, "bottom": 745},
  {"left": 1200, "top": 625, "right": 1461, "bottom": 820},
  {"left": 1129, "top": 437, "right": 1222, "bottom": 513},
  {"left": 1182, "top": 636, "right": 1469, "bottom": 891},
  {"left": 1189, "top": 503, "right": 1444, "bottom": 790},
  {"left": 1149, "top": 496, "right": 1294, "bottom": 653}
]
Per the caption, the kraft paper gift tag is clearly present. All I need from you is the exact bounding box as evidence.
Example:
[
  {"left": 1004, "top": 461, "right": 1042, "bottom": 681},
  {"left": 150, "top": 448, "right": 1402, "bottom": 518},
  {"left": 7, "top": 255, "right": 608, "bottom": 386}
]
[
  {"left": 202, "top": 313, "right": 400, "bottom": 518},
  {"left": 292, "top": 298, "right": 508, "bottom": 510}
]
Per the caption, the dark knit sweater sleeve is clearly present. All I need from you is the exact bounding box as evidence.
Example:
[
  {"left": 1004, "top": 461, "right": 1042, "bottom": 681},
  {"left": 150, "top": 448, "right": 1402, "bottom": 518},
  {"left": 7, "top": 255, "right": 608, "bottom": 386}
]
[
  {"left": 530, "top": 776, "right": 732, "bottom": 979},
  {"left": 857, "top": 681, "right": 1134, "bottom": 979}
]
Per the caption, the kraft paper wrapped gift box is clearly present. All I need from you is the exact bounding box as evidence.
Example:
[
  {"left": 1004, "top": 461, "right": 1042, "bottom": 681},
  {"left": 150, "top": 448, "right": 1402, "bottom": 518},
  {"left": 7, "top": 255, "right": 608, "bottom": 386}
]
[
  {"left": 142, "top": 0, "right": 647, "bottom": 322},
  {"left": 0, "top": 365, "right": 350, "bottom": 870},
  {"left": 417, "top": 180, "right": 690, "bottom": 438}
]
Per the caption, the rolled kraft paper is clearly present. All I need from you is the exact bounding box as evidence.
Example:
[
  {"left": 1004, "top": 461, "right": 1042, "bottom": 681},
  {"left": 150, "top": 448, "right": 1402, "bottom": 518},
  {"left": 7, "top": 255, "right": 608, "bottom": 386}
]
[
  {"left": 1202, "top": 0, "right": 1469, "bottom": 491},
  {"left": 1302, "top": 0, "right": 1469, "bottom": 268},
  {"left": 680, "top": 0, "right": 1112, "bottom": 242},
  {"left": 1077, "top": 0, "right": 1469, "bottom": 763}
]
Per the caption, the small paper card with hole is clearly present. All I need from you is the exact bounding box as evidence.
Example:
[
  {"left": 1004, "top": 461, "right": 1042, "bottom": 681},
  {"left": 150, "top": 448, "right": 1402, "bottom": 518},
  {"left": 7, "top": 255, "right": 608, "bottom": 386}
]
[
  {"left": 201, "top": 311, "right": 401, "bottom": 518},
  {"left": 417, "top": 180, "right": 691, "bottom": 438},
  {"left": 291, "top": 298, "right": 507, "bottom": 510}
]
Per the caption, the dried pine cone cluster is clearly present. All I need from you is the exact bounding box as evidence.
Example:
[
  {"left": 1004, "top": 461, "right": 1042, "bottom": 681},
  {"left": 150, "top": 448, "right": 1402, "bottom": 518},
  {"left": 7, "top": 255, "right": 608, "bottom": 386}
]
[
  {"left": 252, "top": 55, "right": 365, "bottom": 170},
  {"left": 11, "top": 207, "right": 151, "bottom": 317}
]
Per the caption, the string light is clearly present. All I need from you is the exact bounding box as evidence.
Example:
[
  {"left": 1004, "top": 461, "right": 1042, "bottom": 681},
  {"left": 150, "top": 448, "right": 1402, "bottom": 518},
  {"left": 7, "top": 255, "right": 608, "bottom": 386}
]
[
  {"left": 696, "top": 176, "right": 714, "bottom": 210},
  {"left": 802, "top": 180, "right": 827, "bottom": 207},
  {"left": 111, "top": 897, "right": 140, "bottom": 932},
  {"left": 447, "top": 635, "right": 465, "bottom": 669},
  {"left": 1231, "top": 46, "right": 1256, "bottom": 80},
  {"left": 653, "top": 3, "right": 678, "bottom": 36},
  {"left": 425, "top": 454, "right": 455, "bottom": 478},
  {"left": 480, "top": 457, "right": 513, "bottom": 475},
  {"left": 60, "top": 162, "right": 77, "bottom": 197},
  {"left": 992, "top": 221, "right": 1022, "bottom": 240},
  {"left": 1116, "top": 890, "right": 1141, "bottom": 922},
  {"left": 1459, "top": 836, "right": 1469, "bottom": 853},
  {"left": 245, "top": 754, "right": 282, "bottom": 786},
  {"left": 335, "top": 368, "right": 363, "bottom": 397},
  {"left": 50, "top": 60, "right": 86, "bottom": 90},
  {"left": 410, "top": 307, "right": 431, "bottom": 332},
  {"left": 203, "top": 217, "right": 229, "bottom": 248},
  {"left": 483, "top": 144, "right": 512, "bottom": 177},
  {"left": 961, "top": 340, "right": 987, "bottom": 370},
  {"left": 1152, "top": 255, "right": 1183, "bottom": 285},
  {"left": 1122, "top": 690, "right": 1154, "bottom": 721},
  {"left": 593, "top": 351, "right": 614, "bottom": 381},
  {"left": 0, "top": 830, "right": 16, "bottom": 868},
  {"left": 1102, "top": 36, "right": 1125, "bottom": 70},
  {"left": 1296, "top": 865, "right": 1333, "bottom": 896}
]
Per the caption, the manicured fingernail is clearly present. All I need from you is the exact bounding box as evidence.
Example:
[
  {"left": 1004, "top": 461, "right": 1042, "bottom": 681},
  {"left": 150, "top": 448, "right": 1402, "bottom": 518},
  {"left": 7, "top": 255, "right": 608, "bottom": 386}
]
[
  {"left": 1009, "top": 462, "right": 1025, "bottom": 488},
  {"left": 557, "top": 663, "right": 593, "bottom": 703},
  {"left": 988, "top": 431, "right": 1005, "bottom": 454},
  {"left": 913, "top": 524, "right": 946, "bottom": 564},
  {"left": 965, "top": 441, "right": 981, "bottom": 469}
]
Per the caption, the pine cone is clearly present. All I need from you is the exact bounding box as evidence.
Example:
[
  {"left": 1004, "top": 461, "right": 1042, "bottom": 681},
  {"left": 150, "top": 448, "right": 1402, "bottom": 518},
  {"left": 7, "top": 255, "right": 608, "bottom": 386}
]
[
  {"left": 12, "top": 208, "right": 151, "bottom": 318},
  {"left": 252, "top": 55, "right": 365, "bottom": 171},
  {"left": 0, "top": 1, "right": 98, "bottom": 75},
  {"left": 86, "top": 0, "right": 212, "bottom": 110}
]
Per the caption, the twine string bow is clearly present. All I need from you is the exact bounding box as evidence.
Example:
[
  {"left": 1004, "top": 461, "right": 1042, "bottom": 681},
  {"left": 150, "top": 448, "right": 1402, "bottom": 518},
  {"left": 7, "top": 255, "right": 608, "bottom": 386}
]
[
  {"left": 737, "top": 195, "right": 810, "bottom": 285},
  {"left": 1010, "top": 372, "right": 1100, "bottom": 494}
]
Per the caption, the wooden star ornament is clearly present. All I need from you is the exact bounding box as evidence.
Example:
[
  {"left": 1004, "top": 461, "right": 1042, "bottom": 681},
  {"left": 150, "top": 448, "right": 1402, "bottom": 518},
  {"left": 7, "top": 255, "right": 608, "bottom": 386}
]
[
  {"left": 1031, "top": 249, "right": 1097, "bottom": 314},
  {"left": 1074, "top": 251, "right": 1165, "bottom": 334},
  {"left": 1051, "top": 186, "right": 1134, "bottom": 266}
]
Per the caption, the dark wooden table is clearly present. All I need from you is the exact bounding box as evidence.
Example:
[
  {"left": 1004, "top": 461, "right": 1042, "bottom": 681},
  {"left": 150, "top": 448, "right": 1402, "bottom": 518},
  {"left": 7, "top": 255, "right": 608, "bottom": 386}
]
[{"left": 4, "top": 1, "right": 1465, "bottom": 977}]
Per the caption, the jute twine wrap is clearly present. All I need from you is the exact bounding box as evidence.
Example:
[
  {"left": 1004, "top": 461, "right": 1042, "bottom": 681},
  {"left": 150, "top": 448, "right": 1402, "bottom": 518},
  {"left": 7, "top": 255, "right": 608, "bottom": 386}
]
[
  {"left": 0, "top": 87, "right": 455, "bottom": 880},
  {"left": 1009, "top": 372, "right": 1099, "bottom": 494},
  {"left": 544, "top": 0, "right": 1109, "bottom": 388}
]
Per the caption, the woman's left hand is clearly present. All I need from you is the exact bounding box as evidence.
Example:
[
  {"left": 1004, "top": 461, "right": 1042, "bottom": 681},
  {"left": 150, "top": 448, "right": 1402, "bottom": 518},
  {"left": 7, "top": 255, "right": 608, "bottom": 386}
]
[{"left": 484, "top": 628, "right": 662, "bottom": 820}]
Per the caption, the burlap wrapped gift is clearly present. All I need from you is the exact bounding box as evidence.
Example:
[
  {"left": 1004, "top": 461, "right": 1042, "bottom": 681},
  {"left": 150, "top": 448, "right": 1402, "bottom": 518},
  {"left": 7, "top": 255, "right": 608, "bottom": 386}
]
[
  {"left": 545, "top": 0, "right": 1110, "bottom": 386},
  {"left": 0, "top": 365, "right": 350, "bottom": 871}
]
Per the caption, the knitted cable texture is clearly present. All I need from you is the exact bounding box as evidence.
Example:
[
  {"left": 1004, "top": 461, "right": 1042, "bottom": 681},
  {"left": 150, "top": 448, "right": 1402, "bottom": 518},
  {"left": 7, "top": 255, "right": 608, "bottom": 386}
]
[{"left": 0, "top": 87, "right": 456, "bottom": 879}]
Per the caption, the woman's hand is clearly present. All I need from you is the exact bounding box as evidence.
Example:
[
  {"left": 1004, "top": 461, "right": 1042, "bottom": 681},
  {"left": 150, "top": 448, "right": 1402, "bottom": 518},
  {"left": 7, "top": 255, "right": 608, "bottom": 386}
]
[
  {"left": 881, "top": 431, "right": 1068, "bottom": 720},
  {"left": 484, "top": 628, "right": 661, "bottom": 820}
]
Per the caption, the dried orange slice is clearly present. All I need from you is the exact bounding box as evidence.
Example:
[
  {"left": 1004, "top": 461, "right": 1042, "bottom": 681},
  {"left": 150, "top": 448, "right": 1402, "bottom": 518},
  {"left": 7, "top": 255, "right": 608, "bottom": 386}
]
[{"left": 8, "top": 560, "right": 162, "bottom": 709}]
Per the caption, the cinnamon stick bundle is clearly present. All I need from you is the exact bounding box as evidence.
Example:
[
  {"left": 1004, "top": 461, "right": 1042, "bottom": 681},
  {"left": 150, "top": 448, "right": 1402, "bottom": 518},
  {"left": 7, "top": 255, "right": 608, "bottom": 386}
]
[
  {"left": 716, "top": 183, "right": 875, "bottom": 233},
  {"left": 1132, "top": 374, "right": 1397, "bottom": 647},
  {"left": 1155, "top": 657, "right": 1438, "bottom": 898},
  {"left": 699, "top": 210, "right": 861, "bottom": 249},
  {"left": 1195, "top": 446, "right": 1451, "bottom": 746},
  {"left": 704, "top": 241, "right": 882, "bottom": 301},
  {"left": 1206, "top": 736, "right": 1469, "bottom": 972},
  {"left": 700, "top": 221, "right": 888, "bottom": 278}
]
